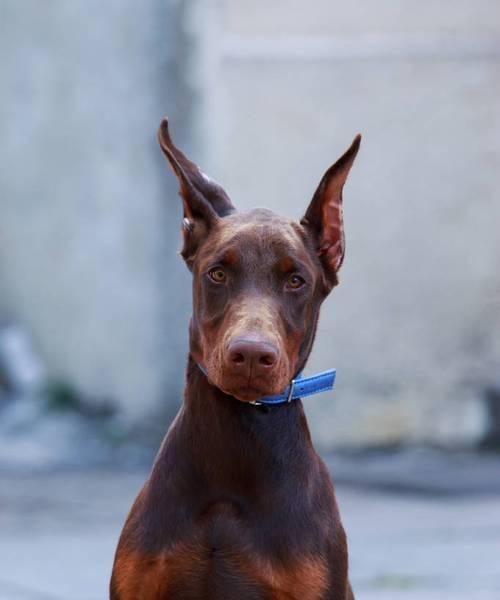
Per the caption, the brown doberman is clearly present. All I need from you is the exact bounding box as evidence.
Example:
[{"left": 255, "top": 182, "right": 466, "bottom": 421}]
[{"left": 110, "top": 118, "right": 361, "bottom": 599}]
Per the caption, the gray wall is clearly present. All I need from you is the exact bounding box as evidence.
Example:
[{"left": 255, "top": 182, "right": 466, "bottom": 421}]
[
  {"left": 206, "top": 0, "right": 500, "bottom": 446},
  {"left": 1, "top": 1, "right": 499, "bottom": 447},
  {"left": 0, "top": 1, "right": 195, "bottom": 426}
]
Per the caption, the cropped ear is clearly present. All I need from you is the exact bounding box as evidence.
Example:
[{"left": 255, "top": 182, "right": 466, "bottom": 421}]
[
  {"left": 158, "top": 118, "right": 235, "bottom": 267},
  {"left": 301, "top": 134, "right": 361, "bottom": 288}
]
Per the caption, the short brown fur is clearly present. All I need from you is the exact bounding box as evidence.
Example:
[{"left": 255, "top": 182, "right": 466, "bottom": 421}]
[{"left": 110, "top": 118, "right": 361, "bottom": 599}]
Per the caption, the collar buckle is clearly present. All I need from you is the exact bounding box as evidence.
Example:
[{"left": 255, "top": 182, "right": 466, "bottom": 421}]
[{"left": 286, "top": 378, "right": 296, "bottom": 403}]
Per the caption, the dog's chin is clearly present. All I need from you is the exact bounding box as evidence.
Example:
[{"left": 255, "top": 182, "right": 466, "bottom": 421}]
[
  {"left": 230, "top": 387, "right": 269, "bottom": 403},
  {"left": 216, "top": 377, "right": 289, "bottom": 404}
]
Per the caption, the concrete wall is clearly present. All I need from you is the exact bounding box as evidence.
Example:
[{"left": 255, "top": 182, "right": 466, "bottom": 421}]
[
  {"left": 206, "top": 0, "right": 500, "bottom": 446},
  {"left": 0, "top": 1, "right": 196, "bottom": 426},
  {"left": 1, "top": 1, "right": 499, "bottom": 448}
]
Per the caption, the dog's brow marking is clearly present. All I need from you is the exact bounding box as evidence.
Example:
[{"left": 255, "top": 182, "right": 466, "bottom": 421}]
[
  {"left": 222, "top": 249, "right": 238, "bottom": 265},
  {"left": 279, "top": 256, "right": 295, "bottom": 273}
]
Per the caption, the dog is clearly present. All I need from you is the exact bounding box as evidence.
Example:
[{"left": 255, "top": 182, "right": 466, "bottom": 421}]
[{"left": 110, "top": 118, "right": 361, "bottom": 599}]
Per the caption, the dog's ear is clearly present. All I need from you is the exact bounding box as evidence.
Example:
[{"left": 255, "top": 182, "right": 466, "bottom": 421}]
[
  {"left": 158, "top": 118, "right": 235, "bottom": 267},
  {"left": 301, "top": 134, "right": 361, "bottom": 288}
]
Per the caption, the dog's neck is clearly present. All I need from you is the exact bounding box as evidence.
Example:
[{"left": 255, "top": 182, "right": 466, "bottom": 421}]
[
  {"left": 141, "top": 356, "right": 328, "bottom": 555},
  {"left": 156, "top": 356, "right": 318, "bottom": 493}
]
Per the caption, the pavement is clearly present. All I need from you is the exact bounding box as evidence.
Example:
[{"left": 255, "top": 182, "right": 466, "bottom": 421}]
[
  {"left": 0, "top": 467, "right": 499, "bottom": 600},
  {"left": 325, "top": 447, "right": 500, "bottom": 496}
]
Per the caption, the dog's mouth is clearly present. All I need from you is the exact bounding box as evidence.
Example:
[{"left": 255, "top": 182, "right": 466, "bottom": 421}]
[
  {"left": 227, "top": 386, "right": 268, "bottom": 402},
  {"left": 213, "top": 373, "right": 290, "bottom": 403}
]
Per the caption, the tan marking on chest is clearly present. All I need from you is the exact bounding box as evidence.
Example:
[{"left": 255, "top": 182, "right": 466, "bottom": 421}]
[
  {"left": 112, "top": 550, "right": 168, "bottom": 599},
  {"left": 253, "top": 556, "right": 329, "bottom": 600},
  {"left": 112, "top": 546, "right": 206, "bottom": 600},
  {"left": 113, "top": 546, "right": 328, "bottom": 600}
]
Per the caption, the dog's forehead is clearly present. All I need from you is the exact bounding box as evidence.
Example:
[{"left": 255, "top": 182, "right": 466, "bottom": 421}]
[{"left": 206, "top": 208, "right": 308, "bottom": 261}]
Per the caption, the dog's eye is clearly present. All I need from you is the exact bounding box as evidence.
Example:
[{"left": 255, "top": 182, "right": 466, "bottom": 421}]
[
  {"left": 208, "top": 268, "right": 226, "bottom": 283},
  {"left": 286, "top": 274, "right": 306, "bottom": 290}
]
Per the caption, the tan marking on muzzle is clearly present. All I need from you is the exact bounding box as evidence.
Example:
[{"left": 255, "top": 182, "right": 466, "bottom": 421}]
[{"left": 207, "top": 296, "right": 291, "bottom": 398}]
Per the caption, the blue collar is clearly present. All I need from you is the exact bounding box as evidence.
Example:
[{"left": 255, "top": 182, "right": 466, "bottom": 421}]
[{"left": 196, "top": 364, "right": 336, "bottom": 406}]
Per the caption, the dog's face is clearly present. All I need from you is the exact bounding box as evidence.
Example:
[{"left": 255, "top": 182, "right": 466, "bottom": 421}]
[
  {"left": 159, "top": 119, "right": 360, "bottom": 402},
  {"left": 189, "top": 209, "right": 324, "bottom": 401}
]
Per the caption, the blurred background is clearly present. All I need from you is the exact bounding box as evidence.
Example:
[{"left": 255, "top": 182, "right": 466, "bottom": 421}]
[{"left": 1, "top": 1, "right": 499, "bottom": 599}]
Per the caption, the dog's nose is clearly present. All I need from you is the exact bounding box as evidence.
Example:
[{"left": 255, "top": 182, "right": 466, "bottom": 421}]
[{"left": 227, "top": 338, "right": 278, "bottom": 374}]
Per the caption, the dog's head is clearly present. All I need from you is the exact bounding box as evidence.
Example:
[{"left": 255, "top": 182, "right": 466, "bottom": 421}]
[{"left": 159, "top": 119, "right": 360, "bottom": 403}]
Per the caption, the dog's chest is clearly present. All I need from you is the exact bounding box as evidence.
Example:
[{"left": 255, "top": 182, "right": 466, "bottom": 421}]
[{"left": 112, "top": 501, "right": 330, "bottom": 600}]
